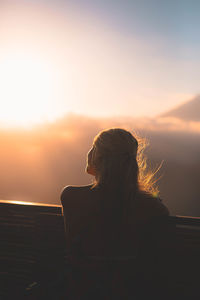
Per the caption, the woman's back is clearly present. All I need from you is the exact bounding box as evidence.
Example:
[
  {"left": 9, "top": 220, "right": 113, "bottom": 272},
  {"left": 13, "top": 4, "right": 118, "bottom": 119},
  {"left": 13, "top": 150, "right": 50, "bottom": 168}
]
[{"left": 61, "top": 184, "right": 169, "bottom": 257}]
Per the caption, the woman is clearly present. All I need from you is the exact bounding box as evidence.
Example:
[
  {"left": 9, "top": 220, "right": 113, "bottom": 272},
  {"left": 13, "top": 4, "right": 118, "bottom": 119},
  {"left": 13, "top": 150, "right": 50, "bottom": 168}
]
[{"left": 61, "top": 128, "right": 169, "bottom": 298}]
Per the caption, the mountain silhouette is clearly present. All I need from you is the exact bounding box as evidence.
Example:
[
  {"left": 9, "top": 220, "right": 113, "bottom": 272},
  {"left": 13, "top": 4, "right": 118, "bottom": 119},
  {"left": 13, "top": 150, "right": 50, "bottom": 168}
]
[{"left": 161, "top": 95, "right": 200, "bottom": 122}]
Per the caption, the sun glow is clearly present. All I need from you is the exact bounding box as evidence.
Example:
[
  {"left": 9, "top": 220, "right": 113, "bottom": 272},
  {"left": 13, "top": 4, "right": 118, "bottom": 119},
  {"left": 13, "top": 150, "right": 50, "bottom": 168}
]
[{"left": 0, "top": 52, "right": 61, "bottom": 127}]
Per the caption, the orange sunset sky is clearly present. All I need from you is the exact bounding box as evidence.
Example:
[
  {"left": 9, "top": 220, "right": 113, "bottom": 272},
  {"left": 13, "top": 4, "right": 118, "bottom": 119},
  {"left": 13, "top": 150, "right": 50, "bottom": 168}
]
[
  {"left": 1, "top": 0, "right": 200, "bottom": 127},
  {"left": 0, "top": 0, "right": 200, "bottom": 217}
]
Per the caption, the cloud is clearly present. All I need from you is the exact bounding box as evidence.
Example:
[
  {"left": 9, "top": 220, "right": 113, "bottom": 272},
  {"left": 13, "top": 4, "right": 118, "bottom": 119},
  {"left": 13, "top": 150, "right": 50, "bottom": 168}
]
[
  {"left": 0, "top": 113, "right": 200, "bottom": 217},
  {"left": 134, "top": 116, "right": 200, "bottom": 133}
]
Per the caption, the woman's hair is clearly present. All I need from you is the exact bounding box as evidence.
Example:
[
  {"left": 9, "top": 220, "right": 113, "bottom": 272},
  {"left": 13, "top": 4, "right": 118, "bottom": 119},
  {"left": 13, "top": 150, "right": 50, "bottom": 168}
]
[{"left": 88, "top": 128, "right": 160, "bottom": 222}]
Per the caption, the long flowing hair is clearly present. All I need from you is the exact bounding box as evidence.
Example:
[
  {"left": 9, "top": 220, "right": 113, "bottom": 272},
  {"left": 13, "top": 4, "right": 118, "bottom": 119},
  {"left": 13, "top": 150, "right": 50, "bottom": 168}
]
[{"left": 88, "top": 128, "right": 161, "bottom": 228}]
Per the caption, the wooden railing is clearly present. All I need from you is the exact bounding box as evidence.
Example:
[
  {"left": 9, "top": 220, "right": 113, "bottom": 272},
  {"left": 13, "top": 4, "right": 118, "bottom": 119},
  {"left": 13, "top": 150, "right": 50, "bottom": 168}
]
[
  {"left": 0, "top": 200, "right": 65, "bottom": 299},
  {"left": 0, "top": 200, "right": 200, "bottom": 299}
]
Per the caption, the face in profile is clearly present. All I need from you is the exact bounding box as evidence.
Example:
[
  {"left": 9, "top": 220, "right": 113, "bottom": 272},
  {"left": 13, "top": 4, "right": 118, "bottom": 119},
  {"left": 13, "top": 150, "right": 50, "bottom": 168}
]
[{"left": 86, "top": 147, "right": 96, "bottom": 176}]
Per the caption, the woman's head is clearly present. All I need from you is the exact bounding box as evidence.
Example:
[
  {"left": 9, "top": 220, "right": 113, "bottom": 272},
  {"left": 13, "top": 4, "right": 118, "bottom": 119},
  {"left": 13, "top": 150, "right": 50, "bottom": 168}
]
[
  {"left": 86, "top": 128, "right": 139, "bottom": 190},
  {"left": 86, "top": 127, "right": 159, "bottom": 197}
]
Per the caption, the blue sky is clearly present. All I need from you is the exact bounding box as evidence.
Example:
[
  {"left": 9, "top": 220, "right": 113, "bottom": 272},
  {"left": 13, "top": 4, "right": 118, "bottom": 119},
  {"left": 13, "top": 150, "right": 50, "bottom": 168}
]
[{"left": 68, "top": 0, "right": 200, "bottom": 57}]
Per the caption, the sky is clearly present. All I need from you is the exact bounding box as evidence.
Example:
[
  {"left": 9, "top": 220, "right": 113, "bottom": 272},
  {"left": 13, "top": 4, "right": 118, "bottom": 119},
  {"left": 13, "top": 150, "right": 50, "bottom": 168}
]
[
  {"left": 1, "top": 0, "right": 200, "bottom": 214},
  {"left": 1, "top": 0, "right": 200, "bottom": 126}
]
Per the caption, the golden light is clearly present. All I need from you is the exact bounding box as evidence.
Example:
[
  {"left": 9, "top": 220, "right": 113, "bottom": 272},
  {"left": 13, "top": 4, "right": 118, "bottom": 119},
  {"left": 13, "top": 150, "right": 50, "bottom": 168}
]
[
  {"left": 0, "top": 52, "right": 61, "bottom": 127},
  {"left": 0, "top": 199, "right": 61, "bottom": 207}
]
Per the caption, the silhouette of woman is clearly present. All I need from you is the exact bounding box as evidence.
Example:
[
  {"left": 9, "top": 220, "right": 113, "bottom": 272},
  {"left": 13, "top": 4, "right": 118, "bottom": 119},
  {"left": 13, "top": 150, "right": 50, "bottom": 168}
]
[{"left": 61, "top": 128, "right": 169, "bottom": 299}]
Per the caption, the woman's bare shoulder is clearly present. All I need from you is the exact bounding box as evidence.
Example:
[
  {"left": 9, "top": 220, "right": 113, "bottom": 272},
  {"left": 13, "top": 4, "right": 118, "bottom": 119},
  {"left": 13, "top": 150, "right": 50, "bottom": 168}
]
[{"left": 61, "top": 184, "right": 93, "bottom": 206}]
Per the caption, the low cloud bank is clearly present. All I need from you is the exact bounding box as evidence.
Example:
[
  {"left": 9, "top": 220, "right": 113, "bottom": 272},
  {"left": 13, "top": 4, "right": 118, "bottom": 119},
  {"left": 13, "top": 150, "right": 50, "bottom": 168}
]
[{"left": 0, "top": 113, "right": 200, "bottom": 216}]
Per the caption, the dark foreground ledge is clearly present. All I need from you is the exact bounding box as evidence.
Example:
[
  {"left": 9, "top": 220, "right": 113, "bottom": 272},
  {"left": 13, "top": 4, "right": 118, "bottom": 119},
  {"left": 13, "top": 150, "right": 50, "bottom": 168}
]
[{"left": 0, "top": 200, "right": 200, "bottom": 299}]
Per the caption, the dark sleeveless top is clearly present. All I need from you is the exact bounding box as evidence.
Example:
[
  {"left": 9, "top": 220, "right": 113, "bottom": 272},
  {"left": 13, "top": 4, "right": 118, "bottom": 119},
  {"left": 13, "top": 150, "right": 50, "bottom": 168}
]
[{"left": 61, "top": 185, "right": 169, "bottom": 257}]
